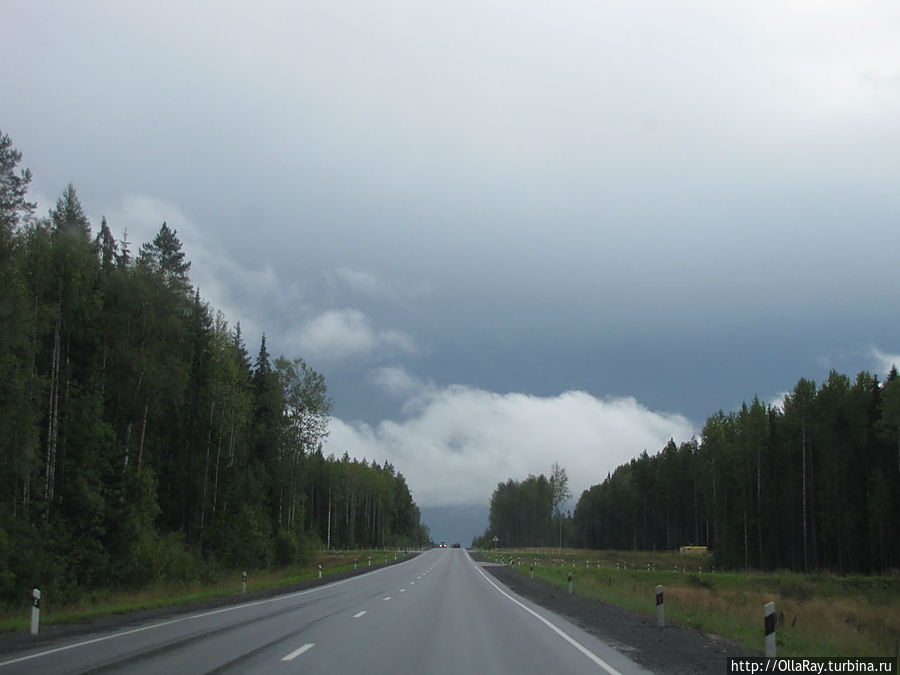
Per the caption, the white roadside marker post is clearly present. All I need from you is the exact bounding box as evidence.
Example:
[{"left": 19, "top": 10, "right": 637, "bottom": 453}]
[
  {"left": 318, "top": 564, "right": 322, "bottom": 579},
  {"left": 656, "top": 585, "right": 664, "bottom": 627},
  {"left": 530, "top": 564, "right": 534, "bottom": 580},
  {"left": 241, "top": 571, "right": 247, "bottom": 594},
  {"left": 765, "top": 602, "right": 776, "bottom": 657},
  {"left": 30, "top": 588, "right": 41, "bottom": 635},
  {"left": 567, "top": 572, "right": 573, "bottom": 595}
]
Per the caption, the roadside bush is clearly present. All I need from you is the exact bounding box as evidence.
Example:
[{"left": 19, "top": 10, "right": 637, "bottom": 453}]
[
  {"left": 297, "top": 530, "right": 321, "bottom": 566},
  {"left": 274, "top": 530, "right": 300, "bottom": 566},
  {"left": 156, "top": 532, "right": 199, "bottom": 583},
  {"left": 219, "top": 505, "right": 271, "bottom": 570},
  {"left": 687, "top": 574, "right": 715, "bottom": 592},
  {"left": 777, "top": 576, "right": 814, "bottom": 601}
]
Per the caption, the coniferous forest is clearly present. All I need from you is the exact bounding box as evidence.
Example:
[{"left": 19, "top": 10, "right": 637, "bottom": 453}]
[
  {"left": 0, "top": 132, "right": 429, "bottom": 604},
  {"left": 479, "top": 371, "right": 900, "bottom": 575},
  {"left": 573, "top": 373, "right": 900, "bottom": 573}
]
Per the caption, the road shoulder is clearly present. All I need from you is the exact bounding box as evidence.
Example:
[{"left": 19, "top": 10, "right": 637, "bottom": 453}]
[{"left": 470, "top": 552, "right": 754, "bottom": 675}]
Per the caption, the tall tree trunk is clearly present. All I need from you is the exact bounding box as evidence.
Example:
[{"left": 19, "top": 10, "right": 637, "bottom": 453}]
[
  {"left": 57, "top": 336, "right": 71, "bottom": 509},
  {"left": 712, "top": 454, "right": 718, "bottom": 546},
  {"left": 200, "top": 400, "right": 215, "bottom": 532},
  {"left": 212, "top": 409, "right": 226, "bottom": 513},
  {"left": 743, "top": 481, "right": 749, "bottom": 569},
  {"left": 136, "top": 399, "right": 149, "bottom": 473},
  {"left": 757, "top": 444, "right": 764, "bottom": 569},
  {"left": 124, "top": 370, "right": 145, "bottom": 467},
  {"left": 808, "top": 437, "right": 818, "bottom": 570},
  {"left": 693, "top": 473, "right": 700, "bottom": 545},
  {"left": 802, "top": 423, "right": 808, "bottom": 572},
  {"left": 44, "top": 317, "right": 61, "bottom": 518},
  {"left": 327, "top": 484, "right": 332, "bottom": 550}
]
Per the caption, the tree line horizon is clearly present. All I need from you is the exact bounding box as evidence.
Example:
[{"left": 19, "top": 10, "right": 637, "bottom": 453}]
[
  {"left": 0, "top": 131, "right": 430, "bottom": 605},
  {"left": 479, "top": 368, "right": 899, "bottom": 573}
]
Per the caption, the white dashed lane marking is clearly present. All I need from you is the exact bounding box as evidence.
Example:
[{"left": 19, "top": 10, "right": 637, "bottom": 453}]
[{"left": 282, "top": 643, "right": 314, "bottom": 661}]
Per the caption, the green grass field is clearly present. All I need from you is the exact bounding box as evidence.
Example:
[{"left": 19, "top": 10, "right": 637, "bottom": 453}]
[
  {"left": 486, "top": 547, "right": 900, "bottom": 658},
  {"left": 0, "top": 549, "right": 410, "bottom": 634}
]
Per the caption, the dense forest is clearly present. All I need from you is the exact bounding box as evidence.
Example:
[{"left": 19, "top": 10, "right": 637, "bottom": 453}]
[
  {"left": 472, "top": 463, "right": 572, "bottom": 549},
  {"left": 573, "top": 371, "right": 900, "bottom": 573},
  {"left": 0, "top": 132, "right": 429, "bottom": 604},
  {"left": 478, "top": 371, "right": 899, "bottom": 574}
]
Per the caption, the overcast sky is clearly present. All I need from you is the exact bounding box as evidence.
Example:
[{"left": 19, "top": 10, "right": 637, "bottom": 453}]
[{"left": 3, "top": 1, "right": 899, "bottom": 539}]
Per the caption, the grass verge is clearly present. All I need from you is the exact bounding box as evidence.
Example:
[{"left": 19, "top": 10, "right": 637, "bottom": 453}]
[
  {"left": 0, "top": 549, "right": 411, "bottom": 633},
  {"left": 486, "top": 548, "right": 900, "bottom": 659}
]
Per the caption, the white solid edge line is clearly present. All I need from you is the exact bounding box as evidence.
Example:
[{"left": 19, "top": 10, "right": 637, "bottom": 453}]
[
  {"left": 466, "top": 553, "right": 623, "bottom": 675},
  {"left": 0, "top": 553, "right": 425, "bottom": 668},
  {"left": 281, "top": 642, "right": 315, "bottom": 661}
]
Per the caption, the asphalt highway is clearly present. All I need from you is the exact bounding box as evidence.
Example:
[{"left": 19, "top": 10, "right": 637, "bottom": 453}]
[{"left": 0, "top": 549, "right": 651, "bottom": 674}]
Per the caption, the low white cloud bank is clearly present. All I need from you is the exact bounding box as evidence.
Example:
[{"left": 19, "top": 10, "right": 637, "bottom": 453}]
[
  {"left": 368, "top": 366, "right": 432, "bottom": 400},
  {"left": 324, "top": 382, "right": 696, "bottom": 510},
  {"left": 295, "top": 309, "right": 416, "bottom": 361}
]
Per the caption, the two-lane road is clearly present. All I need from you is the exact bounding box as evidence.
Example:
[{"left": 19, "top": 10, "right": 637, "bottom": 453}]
[{"left": 0, "top": 549, "right": 651, "bottom": 674}]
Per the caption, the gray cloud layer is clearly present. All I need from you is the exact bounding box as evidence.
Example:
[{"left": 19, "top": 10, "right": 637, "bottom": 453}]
[{"left": 4, "top": 1, "right": 899, "bottom": 512}]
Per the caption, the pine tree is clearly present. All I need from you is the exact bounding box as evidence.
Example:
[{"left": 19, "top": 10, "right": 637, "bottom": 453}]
[
  {"left": 138, "top": 222, "right": 191, "bottom": 290},
  {"left": 50, "top": 183, "right": 91, "bottom": 238},
  {"left": 95, "top": 217, "right": 117, "bottom": 274},
  {"left": 0, "top": 130, "right": 36, "bottom": 232}
]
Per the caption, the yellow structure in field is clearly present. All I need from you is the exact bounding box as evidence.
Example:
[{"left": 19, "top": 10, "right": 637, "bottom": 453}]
[{"left": 679, "top": 545, "right": 708, "bottom": 555}]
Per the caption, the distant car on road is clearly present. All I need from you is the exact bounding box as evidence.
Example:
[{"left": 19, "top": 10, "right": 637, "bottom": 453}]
[
  {"left": 439, "top": 541, "right": 447, "bottom": 548},
  {"left": 451, "top": 543, "right": 461, "bottom": 548}
]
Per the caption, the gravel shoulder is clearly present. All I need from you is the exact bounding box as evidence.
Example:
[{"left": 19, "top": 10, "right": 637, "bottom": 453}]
[{"left": 470, "top": 552, "right": 755, "bottom": 674}]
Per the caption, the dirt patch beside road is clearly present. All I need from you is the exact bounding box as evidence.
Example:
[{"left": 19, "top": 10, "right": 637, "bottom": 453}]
[{"left": 471, "top": 552, "right": 754, "bottom": 674}]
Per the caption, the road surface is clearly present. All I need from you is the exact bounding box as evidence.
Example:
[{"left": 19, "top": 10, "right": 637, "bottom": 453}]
[{"left": 0, "top": 549, "right": 651, "bottom": 674}]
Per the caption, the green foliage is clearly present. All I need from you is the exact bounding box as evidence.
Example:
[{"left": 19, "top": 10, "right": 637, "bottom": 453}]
[
  {"left": 0, "top": 131, "right": 427, "bottom": 605},
  {"left": 572, "top": 370, "right": 900, "bottom": 573},
  {"left": 476, "top": 471, "right": 557, "bottom": 548},
  {"left": 0, "top": 130, "right": 36, "bottom": 229},
  {"left": 274, "top": 530, "right": 301, "bottom": 566}
]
